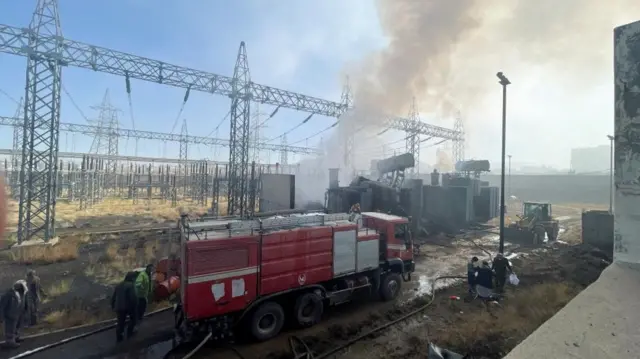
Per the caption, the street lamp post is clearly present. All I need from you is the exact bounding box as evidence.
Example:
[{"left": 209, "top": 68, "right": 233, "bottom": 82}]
[
  {"left": 607, "top": 135, "right": 614, "bottom": 213},
  {"left": 507, "top": 154, "right": 512, "bottom": 199},
  {"left": 497, "top": 72, "right": 511, "bottom": 255}
]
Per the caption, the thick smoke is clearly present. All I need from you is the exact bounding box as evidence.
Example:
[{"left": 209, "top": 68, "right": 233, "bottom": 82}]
[{"left": 296, "top": 0, "right": 640, "bottom": 204}]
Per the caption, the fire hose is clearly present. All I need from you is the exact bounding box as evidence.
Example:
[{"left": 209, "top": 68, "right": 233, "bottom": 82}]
[
  {"left": 8, "top": 306, "right": 172, "bottom": 359},
  {"left": 177, "top": 275, "right": 468, "bottom": 359},
  {"left": 177, "top": 235, "right": 498, "bottom": 359}
]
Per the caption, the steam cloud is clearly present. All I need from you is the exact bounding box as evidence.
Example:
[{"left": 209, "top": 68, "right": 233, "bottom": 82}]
[{"left": 296, "top": 0, "right": 640, "bottom": 204}]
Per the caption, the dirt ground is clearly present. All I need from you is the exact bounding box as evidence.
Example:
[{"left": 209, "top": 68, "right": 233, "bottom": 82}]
[{"left": 0, "top": 201, "right": 608, "bottom": 359}]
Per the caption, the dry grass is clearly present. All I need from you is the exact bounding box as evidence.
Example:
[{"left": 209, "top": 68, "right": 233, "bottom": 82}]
[
  {"left": 53, "top": 198, "right": 215, "bottom": 226},
  {"left": 45, "top": 278, "right": 73, "bottom": 298},
  {"left": 5, "top": 196, "right": 221, "bottom": 231},
  {"left": 433, "top": 282, "right": 579, "bottom": 356},
  {"left": 86, "top": 239, "right": 161, "bottom": 286},
  {"left": 5, "top": 239, "right": 79, "bottom": 265},
  {"left": 42, "top": 306, "right": 113, "bottom": 329}
]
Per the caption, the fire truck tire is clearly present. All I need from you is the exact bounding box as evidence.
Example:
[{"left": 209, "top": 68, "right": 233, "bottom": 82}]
[
  {"left": 249, "top": 302, "right": 285, "bottom": 341},
  {"left": 293, "top": 292, "right": 324, "bottom": 327},
  {"left": 380, "top": 273, "right": 402, "bottom": 301}
]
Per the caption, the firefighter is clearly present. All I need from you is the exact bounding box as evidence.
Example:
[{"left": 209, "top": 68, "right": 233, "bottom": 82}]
[
  {"left": 492, "top": 253, "right": 513, "bottom": 292},
  {"left": 111, "top": 272, "right": 138, "bottom": 342},
  {"left": 25, "top": 270, "right": 42, "bottom": 326},
  {"left": 467, "top": 257, "right": 479, "bottom": 293},
  {"left": 0, "top": 281, "right": 27, "bottom": 348},
  {"left": 134, "top": 264, "right": 154, "bottom": 322}
]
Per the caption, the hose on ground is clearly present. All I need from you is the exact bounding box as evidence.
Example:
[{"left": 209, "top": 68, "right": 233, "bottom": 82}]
[
  {"left": 8, "top": 306, "right": 172, "bottom": 359},
  {"left": 289, "top": 275, "right": 468, "bottom": 359},
  {"left": 180, "top": 332, "right": 213, "bottom": 359}
]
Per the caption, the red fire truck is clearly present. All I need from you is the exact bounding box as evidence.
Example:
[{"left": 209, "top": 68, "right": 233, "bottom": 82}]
[{"left": 172, "top": 212, "right": 415, "bottom": 343}]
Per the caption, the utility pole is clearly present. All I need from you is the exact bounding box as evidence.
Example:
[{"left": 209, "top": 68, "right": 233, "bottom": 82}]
[
  {"left": 607, "top": 135, "right": 614, "bottom": 214},
  {"left": 497, "top": 72, "right": 511, "bottom": 255},
  {"left": 507, "top": 155, "right": 512, "bottom": 199}
]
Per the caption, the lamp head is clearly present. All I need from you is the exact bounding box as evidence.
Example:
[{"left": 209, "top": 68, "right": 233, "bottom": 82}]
[{"left": 497, "top": 72, "right": 511, "bottom": 86}]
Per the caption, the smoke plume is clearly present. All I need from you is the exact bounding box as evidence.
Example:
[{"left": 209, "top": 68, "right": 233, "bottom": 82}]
[{"left": 298, "top": 0, "right": 640, "bottom": 203}]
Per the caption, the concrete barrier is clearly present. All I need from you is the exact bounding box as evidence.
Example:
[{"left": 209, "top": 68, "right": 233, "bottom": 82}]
[{"left": 582, "top": 210, "right": 613, "bottom": 257}]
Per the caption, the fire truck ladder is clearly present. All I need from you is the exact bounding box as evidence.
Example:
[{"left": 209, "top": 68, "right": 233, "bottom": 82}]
[{"left": 181, "top": 213, "right": 352, "bottom": 240}]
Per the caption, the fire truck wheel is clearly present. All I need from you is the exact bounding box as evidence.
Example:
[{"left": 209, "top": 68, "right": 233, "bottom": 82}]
[
  {"left": 294, "top": 292, "right": 324, "bottom": 327},
  {"left": 380, "top": 273, "right": 402, "bottom": 301},
  {"left": 250, "top": 302, "right": 285, "bottom": 341}
]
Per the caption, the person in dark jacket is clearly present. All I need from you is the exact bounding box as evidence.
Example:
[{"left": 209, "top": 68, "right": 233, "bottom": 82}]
[
  {"left": 492, "top": 253, "right": 513, "bottom": 292},
  {"left": 111, "top": 272, "right": 138, "bottom": 342},
  {"left": 25, "top": 270, "right": 42, "bottom": 326},
  {"left": 475, "top": 261, "right": 494, "bottom": 293},
  {"left": 467, "top": 257, "right": 479, "bottom": 293},
  {"left": 0, "top": 281, "right": 26, "bottom": 348}
]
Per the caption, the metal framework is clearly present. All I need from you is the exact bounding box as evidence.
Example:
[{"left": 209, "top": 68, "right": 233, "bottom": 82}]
[
  {"left": 89, "top": 89, "right": 119, "bottom": 174},
  {"left": 0, "top": 0, "right": 464, "bottom": 242},
  {"left": 16, "top": 0, "right": 63, "bottom": 243},
  {"left": 453, "top": 111, "right": 465, "bottom": 165},
  {"left": 227, "top": 42, "right": 251, "bottom": 217},
  {"left": 405, "top": 98, "right": 420, "bottom": 175},
  {"left": 280, "top": 133, "right": 288, "bottom": 165},
  {"left": 10, "top": 98, "right": 23, "bottom": 194},
  {"left": 0, "top": 116, "right": 320, "bottom": 154}
]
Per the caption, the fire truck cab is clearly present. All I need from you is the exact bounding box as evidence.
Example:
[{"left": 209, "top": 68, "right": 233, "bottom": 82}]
[{"left": 173, "top": 212, "right": 414, "bottom": 343}]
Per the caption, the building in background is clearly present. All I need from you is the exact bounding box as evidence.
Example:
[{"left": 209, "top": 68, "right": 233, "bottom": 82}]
[{"left": 570, "top": 145, "right": 610, "bottom": 174}]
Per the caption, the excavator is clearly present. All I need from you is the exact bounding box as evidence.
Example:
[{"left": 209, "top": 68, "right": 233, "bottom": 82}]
[{"left": 504, "top": 202, "right": 560, "bottom": 246}]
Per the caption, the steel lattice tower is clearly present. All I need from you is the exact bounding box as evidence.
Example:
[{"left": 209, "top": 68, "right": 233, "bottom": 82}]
[
  {"left": 280, "top": 133, "right": 288, "bottom": 165},
  {"left": 250, "top": 102, "right": 261, "bottom": 164},
  {"left": 89, "top": 89, "right": 119, "bottom": 174},
  {"left": 405, "top": 97, "right": 420, "bottom": 175},
  {"left": 227, "top": 41, "right": 251, "bottom": 217},
  {"left": 17, "top": 0, "right": 63, "bottom": 243},
  {"left": 10, "top": 97, "right": 23, "bottom": 194},
  {"left": 340, "top": 77, "right": 354, "bottom": 172},
  {"left": 453, "top": 110, "right": 465, "bottom": 165},
  {"left": 179, "top": 118, "right": 188, "bottom": 177}
]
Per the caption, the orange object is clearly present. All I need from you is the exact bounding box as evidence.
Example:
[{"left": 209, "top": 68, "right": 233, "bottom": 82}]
[
  {"left": 155, "top": 272, "right": 166, "bottom": 283},
  {"left": 155, "top": 276, "right": 181, "bottom": 299}
]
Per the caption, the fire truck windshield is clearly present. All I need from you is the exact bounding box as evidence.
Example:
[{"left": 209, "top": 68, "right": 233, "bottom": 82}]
[{"left": 394, "top": 223, "right": 410, "bottom": 247}]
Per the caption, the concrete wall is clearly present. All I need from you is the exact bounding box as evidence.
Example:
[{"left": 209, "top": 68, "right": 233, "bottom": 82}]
[
  {"left": 259, "top": 174, "right": 295, "bottom": 212},
  {"left": 614, "top": 21, "right": 640, "bottom": 264},
  {"left": 481, "top": 174, "right": 608, "bottom": 205},
  {"left": 582, "top": 210, "right": 614, "bottom": 257}
]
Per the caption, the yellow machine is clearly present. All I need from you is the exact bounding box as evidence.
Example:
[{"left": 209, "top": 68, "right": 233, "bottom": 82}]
[{"left": 505, "top": 202, "right": 559, "bottom": 245}]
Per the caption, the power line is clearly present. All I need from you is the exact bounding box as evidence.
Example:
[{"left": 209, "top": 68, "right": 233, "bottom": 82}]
[
  {"left": 0, "top": 88, "right": 19, "bottom": 105},
  {"left": 206, "top": 110, "right": 231, "bottom": 137},
  {"left": 257, "top": 105, "right": 281, "bottom": 129},
  {"left": 266, "top": 114, "right": 313, "bottom": 142},
  {"left": 61, "top": 84, "right": 91, "bottom": 122},
  {"left": 289, "top": 121, "right": 339, "bottom": 146}
]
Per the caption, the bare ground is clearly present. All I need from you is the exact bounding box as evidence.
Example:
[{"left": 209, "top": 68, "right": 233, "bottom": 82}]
[{"left": 0, "top": 202, "right": 607, "bottom": 359}]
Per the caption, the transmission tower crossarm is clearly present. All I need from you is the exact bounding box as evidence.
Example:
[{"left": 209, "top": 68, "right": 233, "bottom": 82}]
[
  {"left": 386, "top": 116, "right": 462, "bottom": 140},
  {"left": 0, "top": 24, "right": 344, "bottom": 117},
  {"left": 0, "top": 115, "right": 319, "bottom": 154}
]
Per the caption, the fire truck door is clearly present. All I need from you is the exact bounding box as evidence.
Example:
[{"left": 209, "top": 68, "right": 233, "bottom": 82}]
[{"left": 379, "top": 230, "right": 387, "bottom": 261}]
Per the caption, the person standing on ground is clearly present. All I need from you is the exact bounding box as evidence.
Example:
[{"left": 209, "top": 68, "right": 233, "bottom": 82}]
[
  {"left": 492, "top": 253, "right": 513, "bottom": 292},
  {"left": 111, "top": 272, "right": 138, "bottom": 343},
  {"left": 467, "top": 256, "right": 479, "bottom": 293},
  {"left": 25, "top": 270, "right": 42, "bottom": 326},
  {"left": 0, "top": 281, "right": 26, "bottom": 348},
  {"left": 475, "top": 261, "right": 494, "bottom": 290},
  {"left": 134, "top": 264, "right": 154, "bottom": 322}
]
